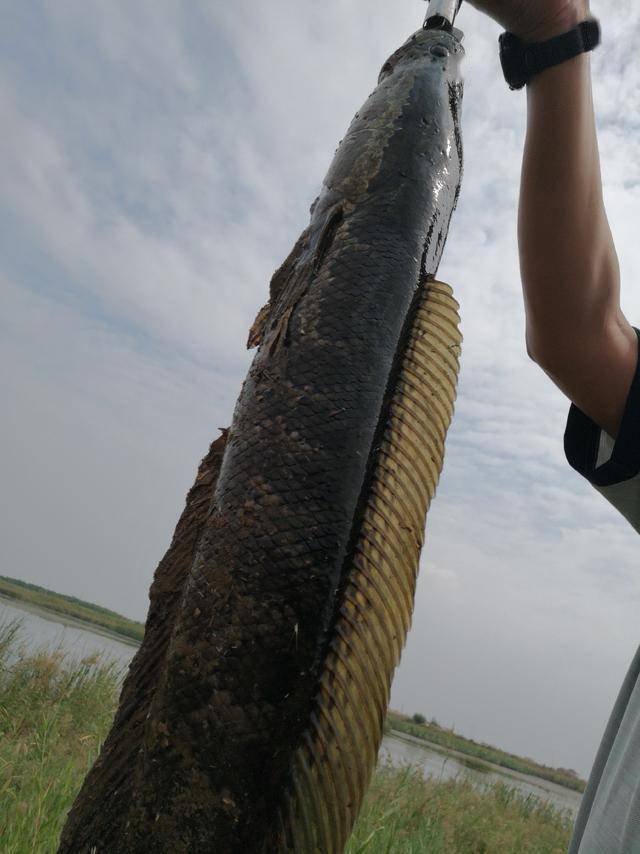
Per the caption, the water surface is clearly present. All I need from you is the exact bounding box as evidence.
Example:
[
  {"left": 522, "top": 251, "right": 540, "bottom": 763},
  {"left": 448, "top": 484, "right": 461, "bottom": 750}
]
[
  {"left": 1, "top": 597, "right": 583, "bottom": 817},
  {"left": 381, "top": 730, "right": 582, "bottom": 817},
  {"left": 0, "top": 596, "right": 136, "bottom": 667}
]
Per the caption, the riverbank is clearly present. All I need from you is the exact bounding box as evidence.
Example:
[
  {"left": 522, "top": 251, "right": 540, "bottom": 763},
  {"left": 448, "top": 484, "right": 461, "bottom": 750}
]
[
  {"left": 1, "top": 576, "right": 587, "bottom": 797},
  {"left": 0, "top": 619, "right": 574, "bottom": 852},
  {"left": 388, "top": 712, "right": 586, "bottom": 794},
  {"left": 0, "top": 575, "right": 143, "bottom": 644},
  {"left": 383, "top": 730, "right": 582, "bottom": 819},
  {"left": 0, "top": 620, "right": 122, "bottom": 852}
]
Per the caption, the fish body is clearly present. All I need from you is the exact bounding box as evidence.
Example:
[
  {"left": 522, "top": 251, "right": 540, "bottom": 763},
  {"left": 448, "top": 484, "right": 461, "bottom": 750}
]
[{"left": 59, "top": 26, "right": 464, "bottom": 853}]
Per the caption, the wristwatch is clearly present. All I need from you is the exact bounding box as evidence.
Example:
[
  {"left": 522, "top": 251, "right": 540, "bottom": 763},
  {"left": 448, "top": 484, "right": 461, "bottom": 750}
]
[{"left": 499, "top": 18, "right": 601, "bottom": 91}]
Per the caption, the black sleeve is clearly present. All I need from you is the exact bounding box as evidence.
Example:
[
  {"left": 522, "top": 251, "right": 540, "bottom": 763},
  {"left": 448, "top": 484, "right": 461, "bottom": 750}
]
[{"left": 564, "top": 328, "right": 640, "bottom": 488}]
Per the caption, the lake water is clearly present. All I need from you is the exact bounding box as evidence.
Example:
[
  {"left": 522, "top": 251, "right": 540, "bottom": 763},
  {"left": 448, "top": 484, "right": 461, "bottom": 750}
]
[
  {"left": 0, "top": 596, "right": 137, "bottom": 668},
  {"left": 1, "top": 597, "right": 583, "bottom": 818},
  {"left": 380, "top": 731, "right": 583, "bottom": 818}
]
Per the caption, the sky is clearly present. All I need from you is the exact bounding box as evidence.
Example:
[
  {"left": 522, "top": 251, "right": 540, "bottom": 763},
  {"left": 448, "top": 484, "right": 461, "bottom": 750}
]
[{"left": 2, "top": 0, "right": 640, "bottom": 779}]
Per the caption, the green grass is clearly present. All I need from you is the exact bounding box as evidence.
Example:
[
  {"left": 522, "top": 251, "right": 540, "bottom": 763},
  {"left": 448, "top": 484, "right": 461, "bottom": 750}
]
[
  {"left": 0, "top": 620, "right": 121, "bottom": 853},
  {"left": 0, "top": 616, "right": 576, "bottom": 853},
  {"left": 387, "top": 712, "right": 586, "bottom": 794},
  {"left": 0, "top": 574, "right": 144, "bottom": 644},
  {"left": 346, "top": 764, "right": 573, "bottom": 853},
  {"left": 0, "top": 574, "right": 585, "bottom": 795}
]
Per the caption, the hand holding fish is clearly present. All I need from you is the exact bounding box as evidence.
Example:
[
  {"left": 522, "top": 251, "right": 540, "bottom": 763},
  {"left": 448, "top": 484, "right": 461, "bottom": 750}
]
[{"left": 465, "top": 0, "right": 589, "bottom": 41}]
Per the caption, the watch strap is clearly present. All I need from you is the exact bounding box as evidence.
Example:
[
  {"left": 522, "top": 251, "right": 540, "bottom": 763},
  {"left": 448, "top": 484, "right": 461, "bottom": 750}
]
[{"left": 500, "top": 18, "right": 601, "bottom": 91}]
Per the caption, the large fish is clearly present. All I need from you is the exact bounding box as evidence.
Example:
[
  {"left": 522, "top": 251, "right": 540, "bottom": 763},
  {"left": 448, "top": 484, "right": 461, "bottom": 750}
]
[{"left": 59, "top": 20, "right": 464, "bottom": 854}]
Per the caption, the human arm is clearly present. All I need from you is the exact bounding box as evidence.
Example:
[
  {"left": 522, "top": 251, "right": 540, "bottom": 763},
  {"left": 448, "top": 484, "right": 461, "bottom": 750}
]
[{"left": 468, "top": 0, "right": 638, "bottom": 438}]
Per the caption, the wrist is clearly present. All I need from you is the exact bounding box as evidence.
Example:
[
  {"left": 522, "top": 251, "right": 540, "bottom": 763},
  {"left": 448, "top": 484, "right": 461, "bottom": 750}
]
[{"left": 518, "top": 2, "right": 590, "bottom": 43}]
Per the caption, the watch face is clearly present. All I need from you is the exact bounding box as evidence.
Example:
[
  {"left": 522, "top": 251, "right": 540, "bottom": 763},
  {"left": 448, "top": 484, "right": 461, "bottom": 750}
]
[{"left": 499, "top": 31, "right": 528, "bottom": 90}]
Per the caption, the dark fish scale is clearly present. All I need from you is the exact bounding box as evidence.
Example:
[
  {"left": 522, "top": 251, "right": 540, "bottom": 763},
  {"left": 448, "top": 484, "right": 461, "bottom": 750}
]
[
  {"left": 59, "top": 26, "right": 464, "bottom": 854},
  {"left": 56, "top": 435, "right": 229, "bottom": 849}
]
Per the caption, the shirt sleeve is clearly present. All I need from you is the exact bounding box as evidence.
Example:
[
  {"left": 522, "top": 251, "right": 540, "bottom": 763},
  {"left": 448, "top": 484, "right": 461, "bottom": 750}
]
[{"left": 564, "top": 327, "right": 640, "bottom": 533}]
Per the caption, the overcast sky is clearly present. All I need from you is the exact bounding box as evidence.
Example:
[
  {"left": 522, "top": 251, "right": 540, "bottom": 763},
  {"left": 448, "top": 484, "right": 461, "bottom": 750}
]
[{"left": 2, "top": 0, "right": 640, "bottom": 779}]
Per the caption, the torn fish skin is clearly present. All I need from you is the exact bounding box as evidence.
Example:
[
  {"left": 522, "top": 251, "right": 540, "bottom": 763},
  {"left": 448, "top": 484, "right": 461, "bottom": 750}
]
[{"left": 58, "top": 26, "right": 464, "bottom": 854}]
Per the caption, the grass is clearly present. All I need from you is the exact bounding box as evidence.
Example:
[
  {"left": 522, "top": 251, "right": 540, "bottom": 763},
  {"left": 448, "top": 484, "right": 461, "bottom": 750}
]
[
  {"left": 346, "top": 764, "right": 573, "bottom": 853},
  {"left": 0, "top": 575, "right": 586, "bottom": 794},
  {"left": 0, "top": 574, "right": 144, "bottom": 644},
  {"left": 0, "top": 620, "right": 121, "bottom": 853},
  {"left": 387, "top": 712, "right": 586, "bottom": 794},
  {"left": 0, "top": 616, "right": 577, "bottom": 853}
]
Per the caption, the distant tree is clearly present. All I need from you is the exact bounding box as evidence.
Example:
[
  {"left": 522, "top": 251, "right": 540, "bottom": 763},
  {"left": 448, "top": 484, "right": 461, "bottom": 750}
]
[
  {"left": 558, "top": 768, "right": 580, "bottom": 779},
  {"left": 412, "top": 713, "right": 426, "bottom": 725}
]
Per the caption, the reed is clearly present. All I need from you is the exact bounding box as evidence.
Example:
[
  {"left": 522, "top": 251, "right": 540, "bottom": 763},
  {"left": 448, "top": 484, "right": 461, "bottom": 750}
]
[
  {"left": 0, "top": 619, "right": 121, "bottom": 853},
  {"left": 346, "top": 764, "right": 573, "bottom": 853},
  {"left": 0, "top": 619, "right": 574, "bottom": 853}
]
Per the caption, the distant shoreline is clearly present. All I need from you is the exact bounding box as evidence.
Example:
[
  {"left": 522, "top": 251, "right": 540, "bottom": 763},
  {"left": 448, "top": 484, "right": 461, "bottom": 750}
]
[
  {"left": 0, "top": 575, "right": 143, "bottom": 647},
  {"left": 387, "top": 729, "right": 582, "bottom": 806},
  {"left": 387, "top": 712, "right": 586, "bottom": 795},
  {"left": 0, "top": 575, "right": 586, "bottom": 797},
  {"left": 0, "top": 594, "right": 141, "bottom": 649}
]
